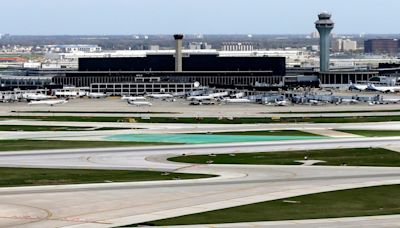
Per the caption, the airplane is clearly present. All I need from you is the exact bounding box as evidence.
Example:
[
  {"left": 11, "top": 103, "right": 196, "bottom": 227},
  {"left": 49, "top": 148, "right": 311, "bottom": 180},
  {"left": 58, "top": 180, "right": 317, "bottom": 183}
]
[
  {"left": 232, "top": 92, "right": 245, "bottom": 99},
  {"left": 54, "top": 90, "right": 86, "bottom": 98},
  {"left": 381, "top": 98, "right": 400, "bottom": 104},
  {"left": 127, "top": 100, "right": 152, "bottom": 106},
  {"left": 208, "top": 91, "right": 229, "bottom": 98},
  {"left": 87, "top": 92, "right": 108, "bottom": 98},
  {"left": 145, "top": 93, "right": 173, "bottom": 99},
  {"left": 172, "top": 92, "right": 187, "bottom": 97},
  {"left": 223, "top": 98, "right": 251, "bottom": 103},
  {"left": 28, "top": 99, "right": 68, "bottom": 106},
  {"left": 274, "top": 99, "right": 287, "bottom": 106},
  {"left": 308, "top": 99, "right": 321, "bottom": 105},
  {"left": 187, "top": 95, "right": 215, "bottom": 101},
  {"left": 187, "top": 91, "right": 229, "bottom": 101},
  {"left": 340, "top": 98, "right": 359, "bottom": 104},
  {"left": 349, "top": 82, "right": 368, "bottom": 91},
  {"left": 189, "top": 98, "right": 217, "bottom": 105},
  {"left": 367, "top": 84, "right": 400, "bottom": 93},
  {"left": 121, "top": 95, "right": 146, "bottom": 101},
  {"left": 22, "top": 93, "right": 54, "bottom": 101}
]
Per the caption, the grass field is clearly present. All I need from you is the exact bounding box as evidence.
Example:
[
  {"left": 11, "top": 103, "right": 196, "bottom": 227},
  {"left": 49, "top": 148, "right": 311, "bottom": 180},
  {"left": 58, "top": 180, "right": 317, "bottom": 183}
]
[
  {"left": 204, "top": 130, "right": 318, "bottom": 137},
  {"left": 0, "top": 140, "right": 173, "bottom": 151},
  {"left": 0, "top": 167, "right": 214, "bottom": 187},
  {"left": 338, "top": 130, "right": 400, "bottom": 137},
  {"left": 3, "top": 115, "right": 400, "bottom": 124},
  {"left": 168, "top": 148, "right": 400, "bottom": 167},
  {"left": 16, "top": 111, "right": 180, "bottom": 114},
  {"left": 267, "top": 109, "right": 400, "bottom": 114},
  {"left": 133, "top": 185, "right": 400, "bottom": 226},
  {"left": 0, "top": 125, "right": 129, "bottom": 131}
]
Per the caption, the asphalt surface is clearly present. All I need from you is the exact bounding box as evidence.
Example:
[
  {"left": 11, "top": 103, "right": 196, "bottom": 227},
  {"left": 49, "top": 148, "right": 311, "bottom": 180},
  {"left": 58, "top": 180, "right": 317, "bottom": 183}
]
[
  {"left": 0, "top": 137, "right": 400, "bottom": 227},
  {"left": 2, "top": 95, "right": 400, "bottom": 118}
]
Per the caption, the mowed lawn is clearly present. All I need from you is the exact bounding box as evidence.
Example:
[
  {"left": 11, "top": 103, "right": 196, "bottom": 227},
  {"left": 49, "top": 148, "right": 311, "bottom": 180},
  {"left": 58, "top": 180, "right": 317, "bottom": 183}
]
[
  {"left": 0, "top": 125, "right": 130, "bottom": 131},
  {"left": 136, "top": 185, "right": 400, "bottom": 226},
  {"left": 169, "top": 148, "right": 400, "bottom": 167},
  {"left": 0, "top": 140, "right": 174, "bottom": 151},
  {"left": 0, "top": 167, "right": 215, "bottom": 187},
  {"left": 338, "top": 130, "right": 400, "bottom": 137}
]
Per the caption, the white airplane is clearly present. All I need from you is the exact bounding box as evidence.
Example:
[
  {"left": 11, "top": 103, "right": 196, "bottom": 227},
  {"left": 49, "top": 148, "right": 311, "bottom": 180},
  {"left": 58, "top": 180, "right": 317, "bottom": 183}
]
[
  {"left": 367, "top": 84, "right": 400, "bottom": 93},
  {"left": 172, "top": 92, "right": 187, "bottom": 97},
  {"left": 22, "top": 93, "right": 54, "bottom": 101},
  {"left": 223, "top": 98, "right": 251, "bottom": 103},
  {"left": 189, "top": 98, "right": 217, "bottom": 105},
  {"left": 308, "top": 99, "right": 321, "bottom": 105},
  {"left": 127, "top": 100, "right": 152, "bottom": 106},
  {"left": 349, "top": 82, "right": 368, "bottom": 91},
  {"left": 381, "top": 98, "right": 400, "bottom": 104},
  {"left": 28, "top": 99, "right": 68, "bottom": 106},
  {"left": 121, "top": 95, "right": 146, "bottom": 101},
  {"left": 275, "top": 99, "right": 287, "bottom": 106},
  {"left": 146, "top": 93, "right": 173, "bottom": 99},
  {"left": 208, "top": 91, "right": 229, "bottom": 98},
  {"left": 55, "top": 90, "right": 86, "bottom": 98},
  {"left": 87, "top": 92, "right": 108, "bottom": 98},
  {"left": 340, "top": 98, "right": 359, "bottom": 104},
  {"left": 232, "top": 92, "right": 245, "bottom": 99},
  {"left": 187, "top": 95, "right": 215, "bottom": 101}
]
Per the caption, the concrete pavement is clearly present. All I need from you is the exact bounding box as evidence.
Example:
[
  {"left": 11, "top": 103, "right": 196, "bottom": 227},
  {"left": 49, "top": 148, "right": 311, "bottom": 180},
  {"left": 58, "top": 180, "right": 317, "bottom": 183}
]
[{"left": 0, "top": 137, "right": 399, "bottom": 227}]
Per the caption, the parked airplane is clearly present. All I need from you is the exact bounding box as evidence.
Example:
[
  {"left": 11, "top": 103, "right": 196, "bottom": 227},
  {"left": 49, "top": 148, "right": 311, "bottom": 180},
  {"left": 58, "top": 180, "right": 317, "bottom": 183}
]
[
  {"left": 187, "top": 95, "right": 215, "bottom": 101},
  {"left": 87, "top": 92, "right": 108, "bottom": 98},
  {"left": 381, "top": 98, "right": 400, "bottom": 104},
  {"left": 187, "top": 91, "right": 229, "bottom": 101},
  {"left": 55, "top": 90, "right": 86, "bottom": 98},
  {"left": 223, "top": 98, "right": 251, "bottom": 103},
  {"left": 22, "top": 93, "right": 54, "bottom": 101},
  {"left": 349, "top": 82, "right": 368, "bottom": 91},
  {"left": 367, "top": 84, "right": 400, "bottom": 93},
  {"left": 208, "top": 91, "right": 229, "bottom": 98},
  {"left": 121, "top": 95, "right": 146, "bottom": 101},
  {"left": 145, "top": 93, "right": 174, "bottom": 99},
  {"left": 275, "top": 99, "right": 287, "bottom": 106},
  {"left": 232, "top": 92, "right": 245, "bottom": 99},
  {"left": 340, "top": 98, "right": 359, "bottom": 104},
  {"left": 28, "top": 99, "right": 68, "bottom": 106},
  {"left": 308, "top": 99, "right": 321, "bottom": 105},
  {"left": 189, "top": 98, "right": 217, "bottom": 105},
  {"left": 127, "top": 100, "right": 152, "bottom": 106}
]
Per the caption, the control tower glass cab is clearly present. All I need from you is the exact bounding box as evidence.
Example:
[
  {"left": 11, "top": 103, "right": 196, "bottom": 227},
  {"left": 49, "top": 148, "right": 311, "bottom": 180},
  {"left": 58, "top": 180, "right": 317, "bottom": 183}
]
[{"left": 315, "top": 12, "right": 334, "bottom": 72}]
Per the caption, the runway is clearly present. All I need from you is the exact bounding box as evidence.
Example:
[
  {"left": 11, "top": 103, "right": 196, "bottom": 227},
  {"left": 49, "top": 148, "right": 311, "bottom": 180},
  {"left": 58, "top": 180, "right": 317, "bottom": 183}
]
[{"left": 0, "top": 137, "right": 400, "bottom": 227}]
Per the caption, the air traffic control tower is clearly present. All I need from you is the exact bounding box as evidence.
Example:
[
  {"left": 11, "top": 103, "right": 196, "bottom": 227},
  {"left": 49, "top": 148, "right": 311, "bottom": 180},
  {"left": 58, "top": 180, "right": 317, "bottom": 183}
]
[
  {"left": 315, "top": 12, "right": 334, "bottom": 72},
  {"left": 174, "top": 34, "right": 184, "bottom": 72}
]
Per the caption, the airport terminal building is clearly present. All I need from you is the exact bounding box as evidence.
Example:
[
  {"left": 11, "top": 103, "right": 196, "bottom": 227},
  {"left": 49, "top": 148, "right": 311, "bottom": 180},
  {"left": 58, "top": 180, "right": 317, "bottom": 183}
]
[{"left": 52, "top": 49, "right": 286, "bottom": 95}]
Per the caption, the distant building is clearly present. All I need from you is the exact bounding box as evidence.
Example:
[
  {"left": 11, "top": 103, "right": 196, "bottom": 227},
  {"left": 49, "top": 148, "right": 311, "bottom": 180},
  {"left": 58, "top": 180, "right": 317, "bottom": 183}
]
[
  {"left": 310, "top": 31, "right": 320, "bottom": 39},
  {"left": 333, "top": 39, "right": 357, "bottom": 52},
  {"left": 364, "top": 39, "right": 398, "bottom": 55},
  {"left": 143, "top": 45, "right": 160, "bottom": 51},
  {"left": 44, "top": 45, "right": 102, "bottom": 53},
  {"left": 221, "top": 42, "right": 253, "bottom": 51},
  {"left": 188, "top": 42, "right": 212, "bottom": 50},
  {"left": 342, "top": 39, "right": 357, "bottom": 51},
  {"left": 306, "top": 45, "right": 319, "bottom": 52}
]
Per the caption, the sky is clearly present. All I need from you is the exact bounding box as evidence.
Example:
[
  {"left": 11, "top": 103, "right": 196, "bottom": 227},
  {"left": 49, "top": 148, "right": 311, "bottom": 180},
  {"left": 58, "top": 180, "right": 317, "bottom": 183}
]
[{"left": 1, "top": 0, "right": 399, "bottom": 35}]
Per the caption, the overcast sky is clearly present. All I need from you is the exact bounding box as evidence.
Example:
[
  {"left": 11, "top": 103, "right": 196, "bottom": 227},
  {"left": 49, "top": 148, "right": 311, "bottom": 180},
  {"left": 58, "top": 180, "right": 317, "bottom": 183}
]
[{"left": 1, "top": 0, "right": 399, "bottom": 35}]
